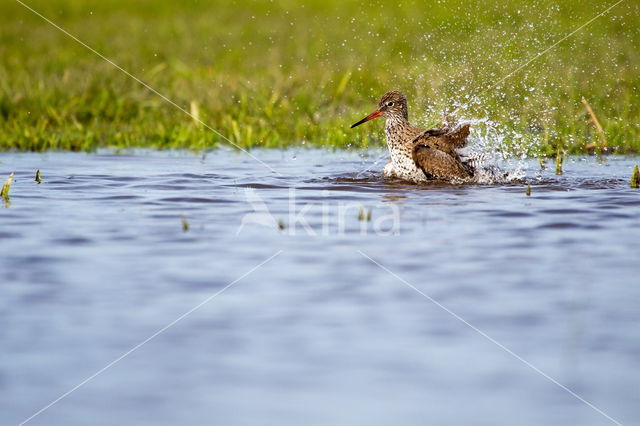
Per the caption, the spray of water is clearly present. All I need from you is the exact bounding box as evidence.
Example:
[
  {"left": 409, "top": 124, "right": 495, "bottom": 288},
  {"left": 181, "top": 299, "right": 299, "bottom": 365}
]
[{"left": 457, "top": 116, "right": 540, "bottom": 183}]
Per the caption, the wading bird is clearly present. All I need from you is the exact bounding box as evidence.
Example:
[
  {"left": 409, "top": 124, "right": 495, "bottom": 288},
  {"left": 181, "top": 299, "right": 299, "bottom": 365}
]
[{"left": 351, "top": 91, "right": 474, "bottom": 183}]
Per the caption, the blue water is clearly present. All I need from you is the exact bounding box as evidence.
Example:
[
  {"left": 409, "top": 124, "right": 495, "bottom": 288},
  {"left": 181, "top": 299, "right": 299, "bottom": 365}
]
[{"left": 1, "top": 150, "right": 639, "bottom": 425}]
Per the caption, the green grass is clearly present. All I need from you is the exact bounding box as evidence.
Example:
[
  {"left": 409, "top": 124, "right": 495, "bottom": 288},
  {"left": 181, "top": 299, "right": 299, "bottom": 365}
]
[{"left": 1, "top": 0, "right": 639, "bottom": 154}]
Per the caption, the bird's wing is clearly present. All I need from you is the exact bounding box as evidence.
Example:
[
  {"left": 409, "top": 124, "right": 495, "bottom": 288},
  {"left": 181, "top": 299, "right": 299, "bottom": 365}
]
[
  {"left": 412, "top": 143, "right": 473, "bottom": 181},
  {"left": 413, "top": 124, "right": 471, "bottom": 152},
  {"left": 443, "top": 123, "right": 471, "bottom": 148}
]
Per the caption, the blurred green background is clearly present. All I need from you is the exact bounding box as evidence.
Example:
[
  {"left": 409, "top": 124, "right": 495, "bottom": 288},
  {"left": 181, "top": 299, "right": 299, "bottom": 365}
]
[{"left": 0, "top": 0, "right": 638, "bottom": 153}]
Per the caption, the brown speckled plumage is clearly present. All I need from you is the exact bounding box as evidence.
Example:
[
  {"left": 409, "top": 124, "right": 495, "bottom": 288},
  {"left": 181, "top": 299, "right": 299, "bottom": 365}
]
[{"left": 351, "top": 91, "right": 474, "bottom": 183}]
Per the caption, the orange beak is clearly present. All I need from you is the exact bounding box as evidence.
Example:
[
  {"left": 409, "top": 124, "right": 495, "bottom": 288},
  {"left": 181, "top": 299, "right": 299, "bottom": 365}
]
[{"left": 350, "top": 110, "right": 382, "bottom": 128}]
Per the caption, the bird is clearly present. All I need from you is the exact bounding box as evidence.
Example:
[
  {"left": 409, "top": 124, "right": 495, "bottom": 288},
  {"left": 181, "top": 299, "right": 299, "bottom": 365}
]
[{"left": 350, "top": 91, "right": 474, "bottom": 183}]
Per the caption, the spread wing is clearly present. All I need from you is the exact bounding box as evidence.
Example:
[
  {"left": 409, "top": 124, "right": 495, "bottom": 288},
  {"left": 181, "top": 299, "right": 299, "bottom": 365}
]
[
  {"left": 413, "top": 124, "right": 471, "bottom": 154},
  {"left": 442, "top": 123, "right": 471, "bottom": 148},
  {"left": 409, "top": 123, "right": 473, "bottom": 180},
  {"left": 412, "top": 143, "right": 473, "bottom": 181}
]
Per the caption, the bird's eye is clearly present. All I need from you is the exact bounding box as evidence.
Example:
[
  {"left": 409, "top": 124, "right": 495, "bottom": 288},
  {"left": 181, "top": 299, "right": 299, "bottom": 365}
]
[{"left": 386, "top": 102, "right": 394, "bottom": 107}]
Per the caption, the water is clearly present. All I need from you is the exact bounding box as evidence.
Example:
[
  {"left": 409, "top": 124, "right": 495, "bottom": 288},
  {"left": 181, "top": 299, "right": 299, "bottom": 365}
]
[{"left": 1, "top": 149, "right": 639, "bottom": 426}]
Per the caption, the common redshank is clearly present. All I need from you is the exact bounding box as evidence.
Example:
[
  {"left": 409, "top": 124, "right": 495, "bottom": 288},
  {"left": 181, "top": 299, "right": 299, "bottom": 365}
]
[{"left": 351, "top": 91, "right": 474, "bottom": 182}]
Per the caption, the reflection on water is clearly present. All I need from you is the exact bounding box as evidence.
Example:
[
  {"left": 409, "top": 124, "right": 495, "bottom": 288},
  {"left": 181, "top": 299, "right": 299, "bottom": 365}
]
[{"left": 0, "top": 149, "right": 639, "bottom": 426}]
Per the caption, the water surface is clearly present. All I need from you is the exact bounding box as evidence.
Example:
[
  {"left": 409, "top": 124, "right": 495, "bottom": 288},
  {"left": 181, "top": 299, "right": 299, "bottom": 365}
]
[{"left": 1, "top": 150, "right": 639, "bottom": 426}]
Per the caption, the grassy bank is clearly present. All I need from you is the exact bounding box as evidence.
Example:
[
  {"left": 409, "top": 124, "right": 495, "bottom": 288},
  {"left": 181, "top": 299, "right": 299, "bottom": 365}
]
[{"left": 0, "top": 0, "right": 639, "bottom": 154}]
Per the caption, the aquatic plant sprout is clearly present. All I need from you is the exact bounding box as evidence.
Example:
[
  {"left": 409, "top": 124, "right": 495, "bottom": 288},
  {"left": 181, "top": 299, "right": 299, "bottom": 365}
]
[{"left": 1, "top": 172, "right": 14, "bottom": 200}]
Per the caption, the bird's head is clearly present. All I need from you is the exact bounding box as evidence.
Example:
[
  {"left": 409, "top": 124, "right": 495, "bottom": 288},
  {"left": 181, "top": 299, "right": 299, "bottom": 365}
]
[{"left": 350, "top": 91, "right": 408, "bottom": 128}]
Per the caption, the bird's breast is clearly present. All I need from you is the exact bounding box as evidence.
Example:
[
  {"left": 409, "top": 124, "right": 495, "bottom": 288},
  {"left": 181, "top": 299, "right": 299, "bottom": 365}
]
[{"left": 383, "top": 119, "right": 428, "bottom": 182}]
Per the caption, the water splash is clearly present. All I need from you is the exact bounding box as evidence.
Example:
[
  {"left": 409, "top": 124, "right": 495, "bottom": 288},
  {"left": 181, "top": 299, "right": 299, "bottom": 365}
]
[
  {"left": 355, "top": 150, "right": 389, "bottom": 179},
  {"left": 456, "top": 117, "right": 542, "bottom": 183}
]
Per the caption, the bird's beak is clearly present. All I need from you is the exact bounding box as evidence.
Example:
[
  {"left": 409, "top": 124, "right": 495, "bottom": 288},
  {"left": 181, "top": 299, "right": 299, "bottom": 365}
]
[{"left": 350, "top": 109, "right": 382, "bottom": 128}]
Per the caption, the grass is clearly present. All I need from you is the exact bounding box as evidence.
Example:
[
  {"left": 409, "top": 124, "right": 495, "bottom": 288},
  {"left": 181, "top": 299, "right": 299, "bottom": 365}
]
[
  {"left": 631, "top": 165, "right": 640, "bottom": 188},
  {"left": 0, "top": 0, "right": 639, "bottom": 154},
  {"left": 1, "top": 172, "right": 14, "bottom": 199}
]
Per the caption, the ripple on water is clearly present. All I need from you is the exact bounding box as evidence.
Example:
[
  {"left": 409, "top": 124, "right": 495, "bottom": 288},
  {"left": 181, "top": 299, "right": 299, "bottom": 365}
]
[
  {"left": 538, "top": 208, "right": 594, "bottom": 214},
  {"left": 536, "top": 221, "right": 602, "bottom": 230},
  {"left": 158, "top": 197, "right": 234, "bottom": 203},
  {"left": 224, "top": 182, "right": 288, "bottom": 189},
  {"left": 130, "top": 184, "right": 185, "bottom": 190},
  {"left": 485, "top": 210, "right": 534, "bottom": 218},
  {"left": 0, "top": 231, "right": 21, "bottom": 239},
  {"left": 49, "top": 236, "right": 93, "bottom": 245},
  {"left": 90, "top": 195, "right": 142, "bottom": 201}
]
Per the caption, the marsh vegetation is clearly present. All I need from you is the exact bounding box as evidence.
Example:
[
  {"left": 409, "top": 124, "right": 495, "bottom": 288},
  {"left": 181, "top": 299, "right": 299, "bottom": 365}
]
[{"left": 0, "top": 0, "right": 638, "bottom": 154}]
